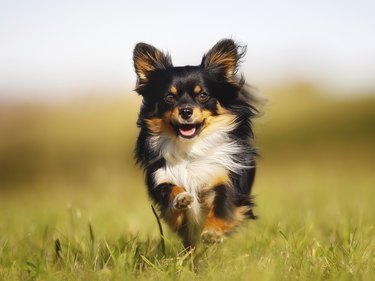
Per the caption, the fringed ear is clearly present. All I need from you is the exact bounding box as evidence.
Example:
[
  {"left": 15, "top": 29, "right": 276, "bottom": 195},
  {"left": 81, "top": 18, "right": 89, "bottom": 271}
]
[
  {"left": 133, "top": 43, "right": 172, "bottom": 85},
  {"left": 201, "top": 39, "right": 246, "bottom": 79}
]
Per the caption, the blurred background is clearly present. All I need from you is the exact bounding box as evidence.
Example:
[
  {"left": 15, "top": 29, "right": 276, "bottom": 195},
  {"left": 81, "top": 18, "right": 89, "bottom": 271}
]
[{"left": 0, "top": 1, "right": 374, "bottom": 235}]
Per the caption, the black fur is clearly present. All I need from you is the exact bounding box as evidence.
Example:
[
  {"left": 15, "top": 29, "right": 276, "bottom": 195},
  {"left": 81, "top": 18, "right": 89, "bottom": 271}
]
[{"left": 133, "top": 39, "right": 259, "bottom": 246}]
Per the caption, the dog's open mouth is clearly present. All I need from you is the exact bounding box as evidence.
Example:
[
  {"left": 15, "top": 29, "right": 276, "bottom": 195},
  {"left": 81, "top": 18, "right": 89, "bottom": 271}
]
[{"left": 174, "top": 123, "right": 202, "bottom": 139}]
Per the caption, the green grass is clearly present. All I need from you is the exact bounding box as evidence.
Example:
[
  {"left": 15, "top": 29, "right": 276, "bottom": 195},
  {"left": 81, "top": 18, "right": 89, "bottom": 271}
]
[
  {"left": 0, "top": 164, "right": 374, "bottom": 281},
  {"left": 0, "top": 88, "right": 374, "bottom": 280}
]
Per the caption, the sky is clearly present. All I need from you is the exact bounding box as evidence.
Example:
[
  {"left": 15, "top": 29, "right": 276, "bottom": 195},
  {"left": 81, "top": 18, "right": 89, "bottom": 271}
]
[{"left": 0, "top": 0, "right": 374, "bottom": 100}]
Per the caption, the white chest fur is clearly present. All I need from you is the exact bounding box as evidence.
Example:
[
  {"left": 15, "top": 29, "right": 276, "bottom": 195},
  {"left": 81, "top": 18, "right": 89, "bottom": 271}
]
[{"left": 151, "top": 130, "right": 249, "bottom": 220}]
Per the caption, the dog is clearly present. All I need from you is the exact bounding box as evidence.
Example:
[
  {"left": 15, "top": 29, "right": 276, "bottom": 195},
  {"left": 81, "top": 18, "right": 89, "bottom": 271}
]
[{"left": 133, "top": 39, "right": 259, "bottom": 248}]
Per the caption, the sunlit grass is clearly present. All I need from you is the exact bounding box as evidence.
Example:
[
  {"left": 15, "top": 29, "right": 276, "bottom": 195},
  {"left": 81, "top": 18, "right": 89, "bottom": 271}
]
[
  {"left": 0, "top": 87, "right": 374, "bottom": 280},
  {"left": 0, "top": 164, "right": 373, "bottom": 280}
]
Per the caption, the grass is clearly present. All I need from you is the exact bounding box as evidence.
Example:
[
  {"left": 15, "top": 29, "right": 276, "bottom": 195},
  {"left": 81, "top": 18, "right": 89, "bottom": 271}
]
[
  {"left": 0, "top": 86, "right": 374, "bottom": 280},
  {"left": 1, "top": 168, "right": 373, "bottom": 281}
]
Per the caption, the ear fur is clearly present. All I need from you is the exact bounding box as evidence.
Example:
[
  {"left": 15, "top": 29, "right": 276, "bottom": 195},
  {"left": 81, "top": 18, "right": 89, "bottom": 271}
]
[
  {"left": 201, "top": 39, "right": 246, "bottom": 79},
  {"left": 133, "top": 43, "right": 172, "bottom": 85}
]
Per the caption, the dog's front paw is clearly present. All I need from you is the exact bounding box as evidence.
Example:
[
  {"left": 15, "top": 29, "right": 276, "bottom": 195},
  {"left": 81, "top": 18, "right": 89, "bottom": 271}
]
[
  {"left": 201, "top": 229, "right": 224, "bottom": 244},
  {"left": 173, "top": 192, "right": 194, "bottom": 210}
]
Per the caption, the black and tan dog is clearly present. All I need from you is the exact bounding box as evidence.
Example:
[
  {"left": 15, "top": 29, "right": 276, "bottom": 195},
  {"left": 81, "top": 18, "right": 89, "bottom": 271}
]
[{"left": 133, "top": 39, "right": 259, "bottom": 248}]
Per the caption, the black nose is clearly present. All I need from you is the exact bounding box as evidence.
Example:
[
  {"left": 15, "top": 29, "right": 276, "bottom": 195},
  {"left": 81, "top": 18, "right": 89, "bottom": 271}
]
[{"left": 180, "top": 107, "right": 193, "bottom": 120}]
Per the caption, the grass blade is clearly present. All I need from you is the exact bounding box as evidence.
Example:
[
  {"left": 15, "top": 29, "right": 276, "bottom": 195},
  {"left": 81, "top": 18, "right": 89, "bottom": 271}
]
[
  {"left": 151, "top": 205, "right": 166, "bottom": 256},
  {"left": 140, "top": 255, "right": 163, "bottom": 273}
]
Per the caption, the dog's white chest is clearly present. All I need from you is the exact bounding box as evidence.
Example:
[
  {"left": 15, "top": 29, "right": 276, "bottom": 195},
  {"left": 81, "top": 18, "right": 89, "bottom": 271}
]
[
  {"left": 154, "top": 153, "right": 227, "bottom": 230},
  {"left": 151, "top": 133, "right": 249, "bottom": 241},
  {"left": 162, "top": 157, "right": 225, "bottom": 194},
  {"left": 153, "top": 137, "right": 244, "bottom": 214}
]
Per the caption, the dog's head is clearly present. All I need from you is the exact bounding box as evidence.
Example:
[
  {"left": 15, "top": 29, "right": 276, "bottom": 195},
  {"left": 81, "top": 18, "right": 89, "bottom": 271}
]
[{"left": 133, "top": 39, "right": 257, "bottom": 140}]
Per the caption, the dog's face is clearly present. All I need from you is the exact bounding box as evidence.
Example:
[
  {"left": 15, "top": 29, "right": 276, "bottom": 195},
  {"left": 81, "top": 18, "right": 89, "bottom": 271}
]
[{"left": 133, "top": 39, "right": 248, "bottom": 140}]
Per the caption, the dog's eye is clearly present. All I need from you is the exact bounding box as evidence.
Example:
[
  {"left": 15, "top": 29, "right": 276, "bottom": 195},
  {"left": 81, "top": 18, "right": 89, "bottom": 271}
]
[
  {"left": 164, "top": 94, "right": 175, "bottom": 104},
  {"left": 198, "top": 92, "right": 209, "bottom": 103}
]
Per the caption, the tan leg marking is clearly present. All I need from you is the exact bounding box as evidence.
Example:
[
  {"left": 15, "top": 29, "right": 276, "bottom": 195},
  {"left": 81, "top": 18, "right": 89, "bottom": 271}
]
[{"left": 163, "top": 186, "right": 194, "bottom": 231}]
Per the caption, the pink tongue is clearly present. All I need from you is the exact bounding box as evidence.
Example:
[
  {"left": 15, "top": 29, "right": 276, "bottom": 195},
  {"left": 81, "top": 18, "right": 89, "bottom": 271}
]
[{"left": 179, "top": 126, "right": 196, "bottom": 137}]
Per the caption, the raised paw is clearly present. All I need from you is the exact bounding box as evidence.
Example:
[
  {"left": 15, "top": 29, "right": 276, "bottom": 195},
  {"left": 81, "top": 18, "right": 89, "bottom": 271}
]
[
  {"left": 201, "top": 229, "right": 224, "bottom": 244},
  {"left": 173, "top": 192, "right": 194, "bottom": 210}
]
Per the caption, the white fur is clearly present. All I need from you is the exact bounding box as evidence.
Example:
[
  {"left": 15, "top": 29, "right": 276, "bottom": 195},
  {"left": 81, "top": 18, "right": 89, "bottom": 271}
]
[{"left": 151, "top": 121, "right": 252, "bottom": 241}]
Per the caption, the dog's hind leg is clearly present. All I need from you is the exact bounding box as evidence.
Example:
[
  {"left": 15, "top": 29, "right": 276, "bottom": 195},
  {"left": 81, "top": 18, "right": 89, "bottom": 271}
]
[{"left": 200, "top": 185, "right": 248, "bottom": 244}]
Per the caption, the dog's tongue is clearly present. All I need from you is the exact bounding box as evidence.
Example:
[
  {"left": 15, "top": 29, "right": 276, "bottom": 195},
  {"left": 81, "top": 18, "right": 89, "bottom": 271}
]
[{"left": 179, "top": 125, "right": 196, "bottom": 137}]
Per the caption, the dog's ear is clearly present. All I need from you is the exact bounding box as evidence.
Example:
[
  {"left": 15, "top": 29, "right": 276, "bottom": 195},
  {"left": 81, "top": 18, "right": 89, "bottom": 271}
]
[
  {"left": 201, "top": 39, "right": 246, "bottom": 79},
  {"left": 133, "top": 43, "right": 172, "bottom": 84}
]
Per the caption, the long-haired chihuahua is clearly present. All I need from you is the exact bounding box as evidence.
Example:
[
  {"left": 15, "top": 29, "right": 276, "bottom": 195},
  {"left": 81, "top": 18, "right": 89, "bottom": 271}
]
[{"left": 133, "top": 39, "right": 259, "bottom": 248}]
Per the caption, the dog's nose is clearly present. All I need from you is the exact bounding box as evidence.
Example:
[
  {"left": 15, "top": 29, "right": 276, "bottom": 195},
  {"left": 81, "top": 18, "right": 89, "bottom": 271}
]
[{"left": 180, "top": 107, "right": 193, "bottom": 120}]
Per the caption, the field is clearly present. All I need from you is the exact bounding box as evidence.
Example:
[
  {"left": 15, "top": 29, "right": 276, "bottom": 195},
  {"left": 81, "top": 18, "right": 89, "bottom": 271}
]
[{"left": 0, "top": 85, "right": 374, "bottom": 280}]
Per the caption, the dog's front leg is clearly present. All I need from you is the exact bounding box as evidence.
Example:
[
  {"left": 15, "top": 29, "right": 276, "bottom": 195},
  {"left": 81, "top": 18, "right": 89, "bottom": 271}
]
[{"left": 149, "top": 183, "right": 193, "bottom": 231}]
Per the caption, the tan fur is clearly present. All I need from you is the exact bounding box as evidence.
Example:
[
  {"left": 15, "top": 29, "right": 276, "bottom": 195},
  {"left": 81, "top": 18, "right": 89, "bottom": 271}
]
[
  {"left": 193, "top": 85, "right": 202, "bottom": 94},
  {"left": 209, "top": 173, "right": 230, "bottom": 188},
  {"left": 203, "top": 205, "right": 250, "bottom": 234},
  {"left": 163, "top": 185, "right": 186, "bottom": 231},
  {"left": 150, "top": 100, "right": 250, "bottom": 245},
  {"left": 170, "top": 106, "right": 204, "bottom": 125},
  {"left": 199, "top": 171, "right": 230, "bottom": 211},
  {"left": 205, "top": 49, "right": 237, "bottom": 77},
  {"left": 200, "top": 111, "right": 237, "bottom": 136},
  {"left": 201, "top": 170, "right": 249, "bottom": 236},
  {"left": 168, "top": 185, "right": 185, "bottom": 202},
  {"left": 168, "top": 101, "right": 236, "bottom": 137},
  {"left": 170, "top": 107, "right": 180, "bottom": 124},
  {"left": 170, "top": 86, "right": 177, "bottom": 94},
  {"left": 134, "top": 49, "right": 169, "bottom": 81},
  {"left": 204, "top": 210, "right": 230, "bottom": 232},
  {"left": 145, "top": 115, "right": 175, "bottom": 137}
]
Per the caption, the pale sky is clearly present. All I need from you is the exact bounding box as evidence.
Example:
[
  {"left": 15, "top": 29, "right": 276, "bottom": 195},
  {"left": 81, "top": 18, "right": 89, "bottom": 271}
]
[{"left": 0, "top": 0, "right": 374, "bottom": 100}]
